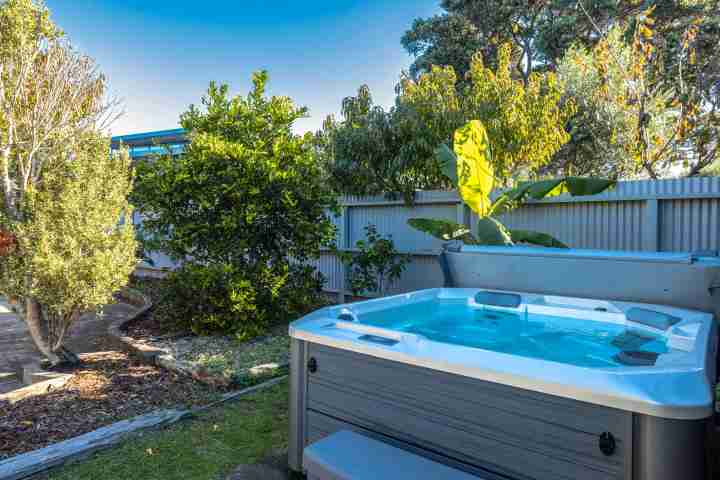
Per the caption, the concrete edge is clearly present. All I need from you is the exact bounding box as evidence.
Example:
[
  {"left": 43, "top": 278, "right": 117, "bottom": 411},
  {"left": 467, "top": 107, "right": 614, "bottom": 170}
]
[
  {"left": 0, "top": 375, "right": 288, "bottom": 480},
  {"left": 156, "top": 353, "right": 290, "bottom": 389},
  {"left": 0, "top": 373, "right": 74, "bottom": 403},
  {"left": 106, "top": 288, "right": 162, "bottom": 363}
]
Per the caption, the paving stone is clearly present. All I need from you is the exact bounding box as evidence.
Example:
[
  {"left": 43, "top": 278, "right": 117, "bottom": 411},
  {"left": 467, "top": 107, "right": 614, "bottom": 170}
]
[{"left": 226, "top": 449, "right": 290, "bottom": 480}]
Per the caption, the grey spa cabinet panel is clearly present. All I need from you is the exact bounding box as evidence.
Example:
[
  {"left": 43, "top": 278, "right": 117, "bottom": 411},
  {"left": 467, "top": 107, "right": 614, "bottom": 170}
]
[
  {"left": 290, "top": 339, "right": 707, "bottom": 480},
  {"left": 295, "top": 341, "right": 633, "bottom": 480}
]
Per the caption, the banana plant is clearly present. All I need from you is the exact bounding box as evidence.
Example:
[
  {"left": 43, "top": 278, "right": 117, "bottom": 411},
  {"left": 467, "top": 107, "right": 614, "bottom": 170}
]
[{"left": 408, "top": 120, "right": 616, "bottom": 248}]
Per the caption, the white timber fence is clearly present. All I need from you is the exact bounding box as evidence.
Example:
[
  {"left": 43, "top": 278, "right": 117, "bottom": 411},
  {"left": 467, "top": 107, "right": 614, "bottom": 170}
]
[
  {"left": 318, "top": 177, "right": 720, "bottom": 302},
  {"left": 135, "top": 177, "right": 720, "bottom": 300}
]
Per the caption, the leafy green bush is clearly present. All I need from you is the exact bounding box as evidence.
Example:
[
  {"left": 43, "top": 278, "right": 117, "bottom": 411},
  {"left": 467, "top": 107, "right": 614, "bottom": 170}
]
[
  {"left": 336, "top": 224, "right": 410, "bottom": 296},
  {"left": 133, "top": 71, "right": 337, "bottom": 338},
  {"left": 156, "top": 263, "right": 326, "bottom": 339},
  {"left": 318, "top": 85, "right": 453, "bottom": 204}
]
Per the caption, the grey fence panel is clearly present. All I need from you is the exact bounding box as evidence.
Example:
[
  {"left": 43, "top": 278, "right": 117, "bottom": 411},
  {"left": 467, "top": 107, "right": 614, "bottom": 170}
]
[
  {"left": 324, "top": 178, "right": 720, "bottom": 300},
  {"left": 660, "top": 198, "right": 720, "bottom": 252},
  {"left": 498, "top": 201, "right": 646, "bottom": 251},
  {"left": 318, "top": 252, "right": 344, "bottom": 293}
]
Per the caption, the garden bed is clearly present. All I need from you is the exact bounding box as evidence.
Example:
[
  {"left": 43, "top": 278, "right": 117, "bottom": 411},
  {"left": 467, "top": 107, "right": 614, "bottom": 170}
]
[
  {"left": 122, "top": 277, "right": 293, "bottom": 388},
  {"left": 0, "top": 351, "right": 218, "bottom": 460}
]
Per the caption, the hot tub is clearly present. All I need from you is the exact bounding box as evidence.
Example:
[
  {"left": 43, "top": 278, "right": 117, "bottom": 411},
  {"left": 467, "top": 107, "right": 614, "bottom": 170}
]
[{"left": 289, "top": 288, "right": 717, "bottom": 480}]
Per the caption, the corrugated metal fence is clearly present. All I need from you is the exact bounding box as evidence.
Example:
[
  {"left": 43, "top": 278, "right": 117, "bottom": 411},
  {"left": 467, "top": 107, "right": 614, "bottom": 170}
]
[{"left": 322, "top": 177, "right": 720, "bottom": 301}]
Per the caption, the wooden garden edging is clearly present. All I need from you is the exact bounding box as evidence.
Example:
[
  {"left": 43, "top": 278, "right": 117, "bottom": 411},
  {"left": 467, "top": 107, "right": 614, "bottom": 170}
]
[{"left": 0, "top": 409, "right": 189, "bottom": 480}]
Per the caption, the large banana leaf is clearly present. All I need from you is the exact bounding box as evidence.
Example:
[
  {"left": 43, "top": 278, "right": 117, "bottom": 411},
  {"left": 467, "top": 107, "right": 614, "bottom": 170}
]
[
  {"left": 436, "top": 144, "right": 458, "bottom": 185},
  {"left": 509, "top": 229, "right": 568, "bottom": 248},
  {"left": 453, "top": 120, "right": 495, "bottom": 216},
  {"left": 407, "top": 218, "right": 478, "bottom": 244},
  {"left": 563, "top": 177, "right": 616, "bottom": 196},
  {"left": 476, "top": 217, "right": 513, "bottom": 246},
  {"left": 491, "top": 177, "right": 616, "bottom": 215}
]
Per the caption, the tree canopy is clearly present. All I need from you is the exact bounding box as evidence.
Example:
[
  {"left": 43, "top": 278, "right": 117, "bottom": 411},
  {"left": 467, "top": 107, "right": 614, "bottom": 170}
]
[
  {"left": 133, "top": 72, "right": 337, "bottom": 338},
  {"left": 0, "top": 0, "right": 136, "bottom": 366},
  {"left": 402, "top": 0, "right": 719, "bottom": 178}
]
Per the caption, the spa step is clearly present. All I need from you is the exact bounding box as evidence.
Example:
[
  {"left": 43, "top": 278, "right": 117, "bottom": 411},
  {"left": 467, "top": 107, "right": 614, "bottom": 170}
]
[{"left": 303, "top": 430, "right": 481, "bottom": 480}]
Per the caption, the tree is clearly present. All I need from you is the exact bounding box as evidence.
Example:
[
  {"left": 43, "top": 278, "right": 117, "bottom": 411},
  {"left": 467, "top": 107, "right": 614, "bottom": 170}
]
[
  {"left": 555, "top": 25, "right": 677, "bottom": 178},
  {"left": 556, "top": 8, "right": 715, "bottom": 178},
  {"left": 401, "top": 13, "right": 486, "bottom": 82},
  {"left": 402, "top": 1, "right": 549, "bottom": 84},
  {"left": 403, "top": 0, "right": 719, "bottom": 177},
  {"left": 133, "top": 72, "right": 337, "bottom": 338},
  {"left": 335, "top": 224, "right": 410, "bottom": 297},
  {"left": 319, "top": 85, "right": 452, "bottom": 203},
  {"left": 400, "top": 43, "right": 574, "bottom": 184},
  {"left": 0, "top": 0, "right": 135, "bottom": 366}
]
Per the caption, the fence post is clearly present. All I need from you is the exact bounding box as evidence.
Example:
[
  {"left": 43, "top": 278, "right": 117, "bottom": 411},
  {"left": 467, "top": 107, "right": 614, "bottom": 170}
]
[
  {"left": 338, "top": 205, "right": 349, "bottom": 303},
  {"left": 642, "top": 198, "right": 660, "bottom": 252},
  {"left": 456, "top": 201, "right": 470, "bottom": 229}
]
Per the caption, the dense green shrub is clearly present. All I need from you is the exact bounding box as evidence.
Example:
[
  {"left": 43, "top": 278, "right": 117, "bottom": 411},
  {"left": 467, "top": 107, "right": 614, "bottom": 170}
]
[
  {"left": 133, "top": 72, "right": 337, "bottom": 337},
  {"left": 155, "top": 263, "right": 326, "bottom": 339}
]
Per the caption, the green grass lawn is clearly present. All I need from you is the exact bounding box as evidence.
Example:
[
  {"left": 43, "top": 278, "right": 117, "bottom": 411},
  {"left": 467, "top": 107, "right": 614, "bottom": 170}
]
[{"left": 46, "top": 380, "right": 289, "bottom": 480}]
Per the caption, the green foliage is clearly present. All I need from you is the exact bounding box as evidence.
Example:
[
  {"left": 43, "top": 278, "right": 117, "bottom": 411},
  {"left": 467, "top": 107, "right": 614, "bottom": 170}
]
[
  {"left": 133, "top": 72, "right": 336, "bottom": 337},
  {"left": 319, "top": 85, "right": 452, "bottom": 203},
  {"left": 451, "top": 120, "right": 494, "bottom": 215},
  {"left": 155, "top": 263, "right": 324, "bottom": 339},
  {"left": 403, "top": 0, "right": 720, "bottom": 178},
  {"left": 508, "top": 230, "right": 568, "bottom": 249},
  {"left": 0, "top": 0, "right": 136, "bottom": 364},
  {"left": 0, "top": 133, "right": 137, "bottom": 320},
  {"left": 475, "top": 216, "right": 513, "bottom": 246},
  {"left": 323, "top": 38, "right": 572, "bottom": 202},
  {"left": 399, "top": 44, "right": 574, "bottom": 184},
  {"left": 402, "top": 0, "right": 549, "bottom": 83},
  {"left": 557, "top": 22, "right": 684, "bottom": 178},
  {"left": 335, "top": 224, "right": 410, "bottom": 296},
  {"left": 401, "top": 13, "right": 486, "bottom": 81},
  {"left": 407, "top": 218, "right": 477, "bottom": 244},
  {"left": 408, "top": 120, "right": 615, "bottom": 248},
  {"left": 466, "top": 44, "right": 574, "bottom": 181}
]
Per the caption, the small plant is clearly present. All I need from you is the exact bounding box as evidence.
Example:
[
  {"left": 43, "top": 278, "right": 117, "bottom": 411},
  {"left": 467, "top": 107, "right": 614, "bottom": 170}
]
[{"left": 336, "top": 224, "right": 411, "bottom": 296}]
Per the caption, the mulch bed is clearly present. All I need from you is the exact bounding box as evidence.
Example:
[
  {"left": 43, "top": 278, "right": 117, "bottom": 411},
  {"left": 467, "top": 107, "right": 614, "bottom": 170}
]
[
  {"left": 0, "top": 351, "right": 219, "bottom": 460},
  {"left": 122, "top": 310, "right": 169, "bottom": 339}
]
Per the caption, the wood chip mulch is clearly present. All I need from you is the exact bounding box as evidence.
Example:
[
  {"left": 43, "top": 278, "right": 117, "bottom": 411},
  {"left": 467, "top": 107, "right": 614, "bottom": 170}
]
[
  {"left": 0, "top": 351, "right": 219, "bottom": 460},
  {"left": 122, "top": 310, "right": 169, "bottom": 339}
]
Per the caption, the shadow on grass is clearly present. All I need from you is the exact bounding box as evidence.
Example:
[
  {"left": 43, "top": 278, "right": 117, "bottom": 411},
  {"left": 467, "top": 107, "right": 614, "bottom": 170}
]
[{"left": 44, "top": 380, "right": 289, "bottom": 480}]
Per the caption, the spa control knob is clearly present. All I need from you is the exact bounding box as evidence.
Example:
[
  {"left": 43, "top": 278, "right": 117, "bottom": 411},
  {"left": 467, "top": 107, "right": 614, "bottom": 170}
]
[
  {"left": 599, "top": 432, "right": 616, "bottom": 456},
  {"left": 307, "top": 357, "right": 318, "bottom": 373}
]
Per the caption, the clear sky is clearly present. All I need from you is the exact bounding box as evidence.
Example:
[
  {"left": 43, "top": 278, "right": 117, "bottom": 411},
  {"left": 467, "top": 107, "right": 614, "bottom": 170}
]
[{"left": 47, "top": 0, "right": 439, "bottom": 136}]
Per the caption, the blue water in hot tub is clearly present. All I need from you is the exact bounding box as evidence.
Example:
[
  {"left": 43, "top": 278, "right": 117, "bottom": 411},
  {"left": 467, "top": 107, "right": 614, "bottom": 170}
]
[{"left": 356, "top": 300, "right": 669, "bottom": 368}]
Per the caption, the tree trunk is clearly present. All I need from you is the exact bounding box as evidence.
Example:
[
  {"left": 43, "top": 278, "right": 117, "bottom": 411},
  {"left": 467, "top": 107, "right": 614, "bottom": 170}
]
[{"left": 22, "top": 297, "right": 80, "bottom": 367}]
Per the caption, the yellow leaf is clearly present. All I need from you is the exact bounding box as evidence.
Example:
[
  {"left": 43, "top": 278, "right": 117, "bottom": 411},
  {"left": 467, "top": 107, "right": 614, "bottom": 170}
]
[{"left": 453, "top": 120, "right": 495, "bottom": 215}]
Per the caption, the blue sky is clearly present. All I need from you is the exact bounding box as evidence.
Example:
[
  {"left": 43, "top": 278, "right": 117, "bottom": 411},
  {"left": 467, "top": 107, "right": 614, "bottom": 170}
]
[{"left": 47, "top": 0, "right": 439, "bottom": 136}]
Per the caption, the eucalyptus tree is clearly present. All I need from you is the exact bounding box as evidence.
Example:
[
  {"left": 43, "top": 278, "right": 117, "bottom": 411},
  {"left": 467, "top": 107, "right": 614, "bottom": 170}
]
[{"left": 0, "top": 0, "right": 136, "bottom": 366}]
